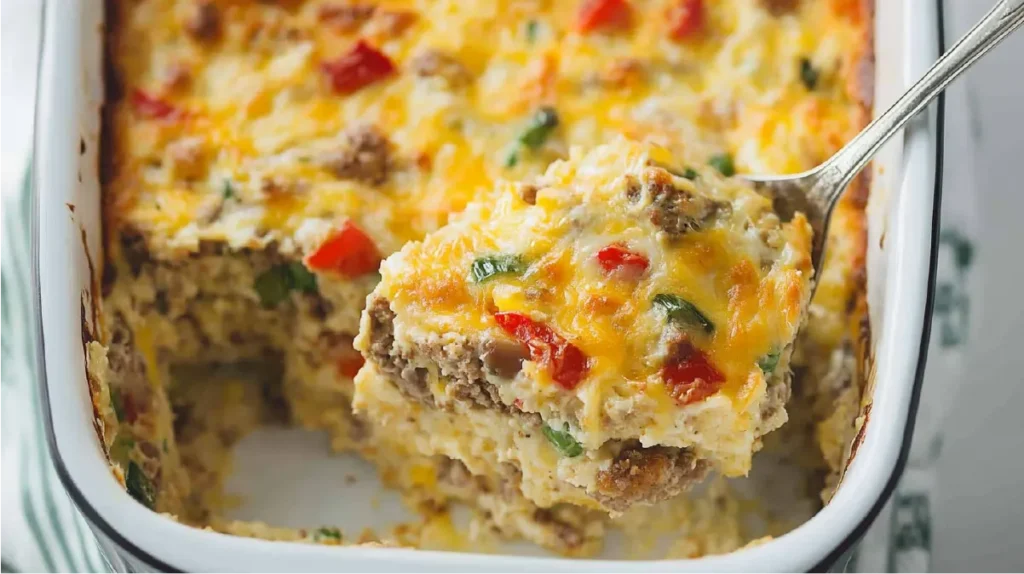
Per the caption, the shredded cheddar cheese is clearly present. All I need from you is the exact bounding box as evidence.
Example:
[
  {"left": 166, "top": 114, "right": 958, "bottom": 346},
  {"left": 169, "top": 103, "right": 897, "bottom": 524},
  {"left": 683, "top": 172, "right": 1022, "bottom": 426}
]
[
  {"left": 99, "top": 0, "right": 872, "bottom": 558},
  {"left": 360, "top": 139, "right": 813, "bottom": 485}
]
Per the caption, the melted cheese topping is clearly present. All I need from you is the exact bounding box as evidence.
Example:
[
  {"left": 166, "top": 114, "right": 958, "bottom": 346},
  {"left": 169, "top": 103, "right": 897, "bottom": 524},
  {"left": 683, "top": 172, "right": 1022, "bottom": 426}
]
[
  {"left": 105, "top": 0, "right": 868, "bottom": 264},
  {"left": 104, "top": 0, "right": 872, "bottom": 524},
  {"left": 369, "top": 140, "right": 813, "bottom": 472}
]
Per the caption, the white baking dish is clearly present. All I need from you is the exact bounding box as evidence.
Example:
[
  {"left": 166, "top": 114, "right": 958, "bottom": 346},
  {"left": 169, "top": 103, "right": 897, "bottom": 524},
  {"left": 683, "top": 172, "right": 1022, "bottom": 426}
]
[{"left": 32, "top": 0, "right": 944, "bottom": 570}]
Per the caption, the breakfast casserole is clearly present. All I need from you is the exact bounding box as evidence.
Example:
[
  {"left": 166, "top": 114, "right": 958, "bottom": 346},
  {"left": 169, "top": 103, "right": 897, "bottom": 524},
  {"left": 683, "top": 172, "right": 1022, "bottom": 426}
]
[
  {"left": 88, "top": 0, "right": 873, "bottom": 558},
  {"left": 355, "top": 139, "right": 814, "bottom": 512}
]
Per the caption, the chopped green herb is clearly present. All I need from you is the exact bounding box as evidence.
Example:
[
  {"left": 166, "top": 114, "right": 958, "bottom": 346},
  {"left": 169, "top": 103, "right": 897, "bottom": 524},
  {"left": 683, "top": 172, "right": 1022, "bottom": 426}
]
[
  {"left": 126, "top": 461, "right": 156, "bottom": 509},
  {"left": 542, "top": 423, "right": 583, "bottom": 457},
  {"left": 653, "top": 294, "right": 715, "bottom": 334},
  {"left": 708, "top": 153, "right": 735, "bottom": 177},
  {"left": 253, "top": 262, "right": 319, "bottom": 308},
  {"left": 110, "top": 388, "right": 125, "bottom": 422},
  {"left": 162, "top": 438, "right": 169, "bottom": 453},
  {"left": 222, "top": 179, "right": 236, "bottom": 200},
  {"left": 470, "top": 254, "right": 525, "bottom": 283},
  {"left": 254, "top": 267, "right": 291, "bottom": 307},
  {"left": 660, "top": 163, "right": 699, "bottom": 180},
  {"left": 286, "top": 262, "right": 318, "bottom": 293},
  {"left": 504, "top": 149, "right": 519, "bottom": 168},
  {"left": 758, "top": 350, "right": 781, "bottom": 375},
  {"left": 518, "top": 106, "right": 559, "bottom": 149},
  {"left": 313, "top": 527, "right": 342, "bottom": 542},
  {"left": 154, "top": 290, "right": 170, "bottom": 315},
  {"left": 504, "top": 107, "right": 559, "bottom": 169},
  {"left": 799, "top": 58, "right": 819, "bottom": 90},
  {"left": 109, "top": 434, "right": 135, "bottom": 465},
  {"left": 525, "top": 19, "right": 539, "bottom": 43}
]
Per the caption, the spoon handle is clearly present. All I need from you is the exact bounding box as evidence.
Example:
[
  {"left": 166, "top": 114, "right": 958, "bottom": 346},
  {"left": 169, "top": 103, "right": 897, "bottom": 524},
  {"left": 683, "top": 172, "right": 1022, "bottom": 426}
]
[{"left": 816, "top": 0, "right": 1024, "bottom": 202}]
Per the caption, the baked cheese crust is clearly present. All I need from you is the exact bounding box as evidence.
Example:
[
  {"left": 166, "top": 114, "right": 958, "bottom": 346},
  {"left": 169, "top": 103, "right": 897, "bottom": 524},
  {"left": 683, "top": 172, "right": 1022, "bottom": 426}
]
[
  {"left": 95, "top": 0, "right": 874, "bottom": 557},
  {"left": 103, "top": 0, "right": 868, "bottom": 263}
]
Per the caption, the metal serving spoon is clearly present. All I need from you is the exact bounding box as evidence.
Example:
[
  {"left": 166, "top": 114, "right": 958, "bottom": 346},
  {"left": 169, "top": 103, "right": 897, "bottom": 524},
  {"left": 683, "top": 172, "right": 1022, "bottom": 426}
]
[{"left": 747, "top": 0, "right": 1024, "bottom": 287}]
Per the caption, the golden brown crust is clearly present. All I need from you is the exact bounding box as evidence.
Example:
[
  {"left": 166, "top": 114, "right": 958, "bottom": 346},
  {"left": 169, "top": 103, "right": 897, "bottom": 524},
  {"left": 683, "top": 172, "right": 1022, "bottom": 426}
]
[
  {"left": 82, "top": 299, "right": 108, "bottom": 453},
  {"left": 100, "top": 0, "right": 126, "bottom": 268},
  {"left": 593, "top": 446, "right": 710, "bottom": 512},
  {"left": 825, "top": 0, "right": 874, "bottom": 490},
  {"left": 845, "top": 0, "right": 873, "bottom": 420}
]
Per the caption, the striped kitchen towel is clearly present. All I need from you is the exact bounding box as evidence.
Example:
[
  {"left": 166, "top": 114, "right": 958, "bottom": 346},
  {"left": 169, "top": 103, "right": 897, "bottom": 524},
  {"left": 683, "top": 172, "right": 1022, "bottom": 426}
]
[{"left": 2, "top": 173, "right": 108, "bottom": 572}]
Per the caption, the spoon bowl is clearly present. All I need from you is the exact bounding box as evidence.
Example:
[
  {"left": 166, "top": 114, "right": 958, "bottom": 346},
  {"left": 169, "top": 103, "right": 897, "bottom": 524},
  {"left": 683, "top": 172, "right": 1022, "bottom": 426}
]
[{"left": 741, "top": 0, "right": 1024, "bottom": 294}]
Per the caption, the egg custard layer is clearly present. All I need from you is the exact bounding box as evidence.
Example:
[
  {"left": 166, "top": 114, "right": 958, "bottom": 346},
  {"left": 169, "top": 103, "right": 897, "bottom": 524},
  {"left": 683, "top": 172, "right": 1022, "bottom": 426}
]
[{"left": 95, "top": 0, "right": 872, "bottom": 558}]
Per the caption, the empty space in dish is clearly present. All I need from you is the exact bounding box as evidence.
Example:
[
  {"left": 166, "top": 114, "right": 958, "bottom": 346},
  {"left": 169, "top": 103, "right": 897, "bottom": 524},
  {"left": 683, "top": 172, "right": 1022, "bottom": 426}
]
[{"left": 220, "top": 421, "right": 819, "bottom": 559}]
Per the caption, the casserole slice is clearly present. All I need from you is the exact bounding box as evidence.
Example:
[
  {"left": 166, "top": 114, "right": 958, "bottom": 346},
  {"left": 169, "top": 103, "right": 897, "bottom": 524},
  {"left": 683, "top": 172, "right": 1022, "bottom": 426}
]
[{"left": 355, "top": 139, "right": 815, "bottom": 512}]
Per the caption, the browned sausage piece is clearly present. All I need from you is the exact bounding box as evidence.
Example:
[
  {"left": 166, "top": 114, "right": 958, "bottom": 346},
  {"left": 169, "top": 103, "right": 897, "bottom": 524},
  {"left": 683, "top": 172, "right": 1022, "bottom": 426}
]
[
  {"left": 409, "top": 50, "right": 471, "bottom": 87},
  {"left": 436, "top": 457, "right": 475, "bottom": 489},
  {"left": 364, "top": 298, "right": 432, "bottom": 405},
  {"left": 593, "top": 444, "right": 709, "bottom": 511},
  {"left": 759, "top": 0, "right": 800, "bottom": 15},
  {"left": 643, "top": 167, "right": 724, "bottom": 237},
  {"left": 318, "top": 3, "right": 376, "bottom": 33},
  {"left": 482, "top": 338, "right": 529, "bottom": 379},
  {"left": 321, "top": 125, "right": 393, "bottom": 186},
  {"left": 185, "top": 0, "right": 221, "bottom": 42},
  {"left": 517, "top": 183, "right": 540, "bottom": 205},
  {"left": 364, "top": 296, "right": 542, "bottom": 424}
]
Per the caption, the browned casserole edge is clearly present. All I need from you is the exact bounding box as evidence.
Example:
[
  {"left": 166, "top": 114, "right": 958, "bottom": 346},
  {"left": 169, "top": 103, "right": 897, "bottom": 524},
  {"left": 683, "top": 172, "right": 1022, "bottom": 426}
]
[{"left": 834, "top": 0, "right": 875, "bottom": 486}]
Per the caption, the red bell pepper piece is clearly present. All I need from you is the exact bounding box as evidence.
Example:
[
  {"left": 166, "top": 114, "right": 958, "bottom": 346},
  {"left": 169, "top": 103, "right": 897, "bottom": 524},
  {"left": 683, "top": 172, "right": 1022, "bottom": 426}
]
[
  {"left": 596, "top": 244, "right": 649, "bottom": 275},
  {"left": 305, "top": 221, "right": 382, "bottom": 277},
  {"left": 131, "top": 89, "right": 179, "bottom": 120},
  {"left": 321, "top": 40, "right": 396, "bottom": 94},
  {"left": 668, "top": 0, "right": 705, "bottom": 40},
  {"left": 662, "top": 340, "right": 724, "bottom": 405},
  {"left": 493, "top": 312, "right": 589, "bottom": 390},
  {"left": 576, "top": 0, "right": 630, "bottom": 33},
  {"left": 337, "top": 354, "right": 365, "bottom": 379},
  {"left": 121, "top": 392, "right": 140, "bottom": 424}
]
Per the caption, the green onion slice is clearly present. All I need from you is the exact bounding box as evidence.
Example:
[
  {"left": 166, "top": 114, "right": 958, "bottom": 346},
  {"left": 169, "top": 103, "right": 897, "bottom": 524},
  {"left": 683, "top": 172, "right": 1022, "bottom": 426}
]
[
  {"left": 109, "top": 434, "right": 135, "bottom": 465},
  {"left": 518, "top": 107, "right": 559, "bottom": 149},
  {"left": 470, "top": 254, "right": 525, "bottom": 283},
  {"left": 758, "top": 350, "right": 781, "bottom": 375},
  {"left": 504, "top": 149, "right": 519, "bottom": 168},
  {"left": 708, "top": 153, "right": 735, "bottom": 177},
  {"left": 653, "top": 294, "right": 715, "bottom": 334},
  {"left": 110, "top": 388, "right": 125, "bottom": 422},
  {"left": 314, "top": 527, "right": 342, "bottom": 542},
  {"left": 799, "top": 58, "right": 819, "bottom": 90},
  {"left": 126, "top": 461, "right": 156, "bottom": 509},
  {"left": 253, "top": 262, "right": 318, "bottom": 308},
  {"left": 542, "top": 423, "right": 583, "bottom": 457},
  {"left": 525, "top": 20, "right": 539, "bottom": 43}
]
